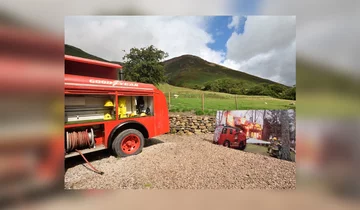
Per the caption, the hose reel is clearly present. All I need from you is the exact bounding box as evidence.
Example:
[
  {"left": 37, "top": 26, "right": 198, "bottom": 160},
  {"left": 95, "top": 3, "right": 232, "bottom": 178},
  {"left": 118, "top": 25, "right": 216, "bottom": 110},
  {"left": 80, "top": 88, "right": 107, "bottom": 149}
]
[{"left": 65, "top": 128, "right": 95, "bottom": 153}]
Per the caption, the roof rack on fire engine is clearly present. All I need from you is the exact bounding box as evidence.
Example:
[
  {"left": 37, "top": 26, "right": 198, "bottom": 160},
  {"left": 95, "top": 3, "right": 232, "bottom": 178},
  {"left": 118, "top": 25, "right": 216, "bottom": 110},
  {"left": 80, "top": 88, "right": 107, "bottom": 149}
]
[
  {"left": 65, "top": 55, "right": 122, "bottom": 69},
  {"left": 65, "top": 55, "right": 122, "bottom": 80}
]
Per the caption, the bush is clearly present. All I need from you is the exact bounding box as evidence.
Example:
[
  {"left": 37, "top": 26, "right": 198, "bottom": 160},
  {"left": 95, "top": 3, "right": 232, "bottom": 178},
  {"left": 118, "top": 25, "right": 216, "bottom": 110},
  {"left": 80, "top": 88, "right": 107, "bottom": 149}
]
[
  {"left": 281, "top": 86, "right": 296, "bottom": 100},
  {"left": 202, "top": 78, "right": 294, "bottom": 100},
  {"left": 246, "top": 85, "right": 265, "bottom": 95}
]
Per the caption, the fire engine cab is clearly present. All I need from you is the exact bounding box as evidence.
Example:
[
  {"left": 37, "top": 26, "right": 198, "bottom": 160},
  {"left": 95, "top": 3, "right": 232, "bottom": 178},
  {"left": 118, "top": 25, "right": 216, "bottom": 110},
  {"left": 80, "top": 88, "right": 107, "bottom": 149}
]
[
  {"left": 65, "top": 55, "right": 169, "bottom": 159},
  {"left": 213, "top": 126, "right": 247, "bottom": 150}
]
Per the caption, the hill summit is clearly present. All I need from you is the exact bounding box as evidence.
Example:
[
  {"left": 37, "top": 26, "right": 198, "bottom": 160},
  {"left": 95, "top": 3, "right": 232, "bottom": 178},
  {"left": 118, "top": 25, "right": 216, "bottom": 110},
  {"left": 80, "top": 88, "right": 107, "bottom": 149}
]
[
  {"left": 64, "top": 44, "right": 294, "bottom": 99},
  {"left": 163, "top": 54, "right": 285, "bottom": 88}
]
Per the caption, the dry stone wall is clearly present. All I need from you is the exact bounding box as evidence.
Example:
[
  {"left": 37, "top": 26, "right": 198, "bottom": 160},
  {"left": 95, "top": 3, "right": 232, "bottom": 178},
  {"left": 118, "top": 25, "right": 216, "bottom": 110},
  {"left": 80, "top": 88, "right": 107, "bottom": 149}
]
[{"left": 169, "top": 115, "right": 216, "bottom": 135}]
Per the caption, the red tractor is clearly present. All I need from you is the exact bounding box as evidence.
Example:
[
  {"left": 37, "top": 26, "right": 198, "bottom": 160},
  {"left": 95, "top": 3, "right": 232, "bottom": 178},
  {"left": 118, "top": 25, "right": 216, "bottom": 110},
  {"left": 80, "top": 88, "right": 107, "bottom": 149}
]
[{"left": 213, "top": 126, "right": 247, "bottom": 150}]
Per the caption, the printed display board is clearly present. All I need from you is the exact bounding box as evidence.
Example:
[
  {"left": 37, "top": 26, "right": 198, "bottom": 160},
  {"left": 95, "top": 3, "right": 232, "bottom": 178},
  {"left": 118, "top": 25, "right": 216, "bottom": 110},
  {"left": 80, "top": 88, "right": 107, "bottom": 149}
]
[{"left": 213, "top": 126, "right": 223, "bottom": 143}]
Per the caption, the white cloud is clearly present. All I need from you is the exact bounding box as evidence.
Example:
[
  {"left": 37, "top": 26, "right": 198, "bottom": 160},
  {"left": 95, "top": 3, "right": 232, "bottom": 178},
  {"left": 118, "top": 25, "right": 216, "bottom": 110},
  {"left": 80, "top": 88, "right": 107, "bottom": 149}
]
[
  {"left": 0, "top": 0, "right": 234, "bottom": 33},
  {"left": 221, "top": 59, "right": 241, "bottom": 70},
  {"left": 226, "top": 16, "right": 296, "bottom": 62},
  {"left": 65, "top": 15, "right": 296, "bottom": 86},
  {"left": 65, "top": 16, "right": 225, "bottom": 64},
  {"left": 234, "top": 40, "right": 296, "bottom": 85},
  {"left": 227, "top": 16, "right": 241, "bottom": 30},
  {"left": 259, "top": 0, "right": 360, "bottom": 77},
  {"left": 224, "top": 16, "right": 296, "bottom": 85}
]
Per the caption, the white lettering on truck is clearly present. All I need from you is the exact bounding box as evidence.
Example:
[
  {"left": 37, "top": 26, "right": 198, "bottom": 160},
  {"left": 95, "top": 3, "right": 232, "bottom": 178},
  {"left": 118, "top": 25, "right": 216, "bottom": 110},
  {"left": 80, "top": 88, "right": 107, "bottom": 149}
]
[{"left": 89, "top": 79, "right": 139, "bottom": 87}]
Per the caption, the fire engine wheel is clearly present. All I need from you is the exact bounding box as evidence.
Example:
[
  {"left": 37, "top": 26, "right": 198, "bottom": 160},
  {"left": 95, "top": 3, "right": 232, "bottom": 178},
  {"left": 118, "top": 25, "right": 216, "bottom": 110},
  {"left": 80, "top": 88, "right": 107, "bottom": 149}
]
[
  {"left": 223, "top": 140, "right": 230, "bottom": 148},
  {"left": 238, "top": 142, "right": 246, "bottom": 151},
  {"left": 112, "top": 129, "right": 144, "bottom": 157}
]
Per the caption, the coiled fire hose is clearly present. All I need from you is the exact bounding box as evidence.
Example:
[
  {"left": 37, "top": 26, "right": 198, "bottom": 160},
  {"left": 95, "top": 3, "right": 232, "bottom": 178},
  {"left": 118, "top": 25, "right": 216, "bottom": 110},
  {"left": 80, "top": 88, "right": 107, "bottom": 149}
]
[{"left": 67, "top": 130, "right": 104, "bottom": 175}]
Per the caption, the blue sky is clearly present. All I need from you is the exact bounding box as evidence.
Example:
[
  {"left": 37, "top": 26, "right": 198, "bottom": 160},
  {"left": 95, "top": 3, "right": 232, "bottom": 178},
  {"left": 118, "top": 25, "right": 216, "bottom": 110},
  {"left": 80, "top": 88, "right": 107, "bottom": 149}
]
[
  {"left": 206, "top": 16, "right": 247, "bottom": 57},
  {"left": 233, "top": 0, "right": 262, "bottom": 14}
]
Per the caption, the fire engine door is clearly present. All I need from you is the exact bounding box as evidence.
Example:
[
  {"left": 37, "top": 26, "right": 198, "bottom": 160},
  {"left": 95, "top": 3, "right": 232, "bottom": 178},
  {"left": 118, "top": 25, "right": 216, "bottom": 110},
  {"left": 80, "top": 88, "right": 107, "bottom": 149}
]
[
  {"left": 230, "top": 129, "right": 237, "bottom": 141},
  {"left": 229, "top": 129, "right": 236, "bottom": 147}
]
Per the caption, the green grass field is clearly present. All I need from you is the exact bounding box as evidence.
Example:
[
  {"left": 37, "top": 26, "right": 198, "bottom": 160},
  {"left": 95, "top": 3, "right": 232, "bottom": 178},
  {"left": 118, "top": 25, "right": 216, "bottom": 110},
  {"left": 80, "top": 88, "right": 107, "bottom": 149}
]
[{"left": 158, "top": 84, "right": 295, "bottom": 115}]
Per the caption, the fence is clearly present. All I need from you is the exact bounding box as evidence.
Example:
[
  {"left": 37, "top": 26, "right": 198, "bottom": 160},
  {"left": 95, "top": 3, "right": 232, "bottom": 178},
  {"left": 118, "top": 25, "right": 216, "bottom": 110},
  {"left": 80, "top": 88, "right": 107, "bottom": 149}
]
[{"left": 165, "top": 92, "right": 240, "bottom": 114}]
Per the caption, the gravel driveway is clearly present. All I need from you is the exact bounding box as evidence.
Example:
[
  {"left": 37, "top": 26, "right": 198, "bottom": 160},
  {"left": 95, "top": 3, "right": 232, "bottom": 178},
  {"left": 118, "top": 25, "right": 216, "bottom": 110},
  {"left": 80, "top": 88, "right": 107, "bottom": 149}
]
[{"left": 65, "top": 134, "right": 296, "bottom": 189}]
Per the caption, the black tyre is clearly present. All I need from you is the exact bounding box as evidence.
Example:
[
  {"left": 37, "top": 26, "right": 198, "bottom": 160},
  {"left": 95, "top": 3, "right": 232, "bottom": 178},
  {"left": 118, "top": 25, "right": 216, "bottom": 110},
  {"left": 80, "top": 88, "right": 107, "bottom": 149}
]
[
  {"left": 223, "top": 140, "right": 230, "bottom": 148},
  {"left": 112, "top": 129, "right": 144, "bottom": 157},
  {"left": 239, "top": 141, "right": 246, "bottom": 150}
]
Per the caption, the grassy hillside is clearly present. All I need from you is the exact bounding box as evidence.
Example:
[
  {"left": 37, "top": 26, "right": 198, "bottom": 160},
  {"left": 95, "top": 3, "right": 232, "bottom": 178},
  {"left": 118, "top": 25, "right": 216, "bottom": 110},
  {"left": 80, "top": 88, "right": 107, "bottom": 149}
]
[
  {"left": 65, "top": 44, "right": 109, "bottom": 62},
  {"left": 296, "top": 58, "right": 360, "bottom": 117},
  {"left": 297, "top": 57, "right": 359, "bottom": 93},
  {"left": 65, "top": 44, "right": 124, "bottom": 69},
  {"left": 163, "top": 54, "right": 288, "bottom": 88},
  {"left": 65, "top": 44, "right": 288, "bottom": 89},
  {"left": 64, "top": 44, "right": 289, "bottom": 90},
  {"left": 158, "top": 83, "right": 295, "bottom": 115}
]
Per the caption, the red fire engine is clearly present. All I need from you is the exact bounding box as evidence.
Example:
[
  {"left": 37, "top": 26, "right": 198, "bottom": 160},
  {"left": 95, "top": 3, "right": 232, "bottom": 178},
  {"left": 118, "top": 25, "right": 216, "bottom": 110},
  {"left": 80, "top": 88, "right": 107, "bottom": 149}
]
[
  {"left": 213, "top": 126, "right": 247, "bottom": 150},
  {"left": 0, "top": 26, "right": 65, "bottom": 204},
  {"left": 0, "top": 26, "right": 169, "bottom": 204},
  {"left": 64, "top": 55, "right": 170, "bottom": 160}
]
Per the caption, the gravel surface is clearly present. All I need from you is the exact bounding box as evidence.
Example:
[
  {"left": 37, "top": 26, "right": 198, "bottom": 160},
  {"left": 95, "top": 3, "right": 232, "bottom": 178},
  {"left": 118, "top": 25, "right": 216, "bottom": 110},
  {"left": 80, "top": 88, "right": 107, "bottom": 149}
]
[{"left": 65, "top": 134, "right": 296, "bottom": 189}]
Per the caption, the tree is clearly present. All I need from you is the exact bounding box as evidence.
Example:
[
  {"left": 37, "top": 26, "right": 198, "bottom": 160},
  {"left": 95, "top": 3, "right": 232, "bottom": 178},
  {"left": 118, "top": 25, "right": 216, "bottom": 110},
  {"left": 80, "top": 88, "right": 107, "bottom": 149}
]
[
  {"left": 262, "top": 110, "right": 268, "bottom": 140},
  {"left": 122, "top": 45, "right": 168, "bottom": 85},
  {"left": 246, "top": 85, "right": 265, "bottom": 95},
  {"left": 216, "top": 110, "right": 225, "bottom": 126},
  {"left": 279, "top": 110, "right": 292, "bottom": 161},
  {"left": 288, "top": 109, "right": 296, "bottom": 149},
  {"left": 266, "top": 110, "right": 281, "bottom": 138}
]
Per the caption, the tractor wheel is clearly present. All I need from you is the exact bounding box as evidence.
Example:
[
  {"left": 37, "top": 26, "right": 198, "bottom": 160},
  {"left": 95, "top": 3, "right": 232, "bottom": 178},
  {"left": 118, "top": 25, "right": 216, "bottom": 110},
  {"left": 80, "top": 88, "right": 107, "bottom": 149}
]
[
  {"left": 223, "top": 140, "right": 230, "bottom": 148},
  {"left": 112, "top": 129, "right": 144, "bottom": 157}
]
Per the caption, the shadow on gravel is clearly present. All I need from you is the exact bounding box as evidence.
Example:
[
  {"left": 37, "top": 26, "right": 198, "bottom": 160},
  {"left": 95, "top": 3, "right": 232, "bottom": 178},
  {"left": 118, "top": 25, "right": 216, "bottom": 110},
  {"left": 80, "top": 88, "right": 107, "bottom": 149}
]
[
  {"left": 202, "top": 138, "right": 213, "bottom": 143},
  {"left": 65, "top": 138, "right": 164, "bottom": 172},
  {"left": 65, "top": 150, "right": 111, "bottom": 172},
  {"left": 144, "top": 138, "right": 164, "bottom": 147}
]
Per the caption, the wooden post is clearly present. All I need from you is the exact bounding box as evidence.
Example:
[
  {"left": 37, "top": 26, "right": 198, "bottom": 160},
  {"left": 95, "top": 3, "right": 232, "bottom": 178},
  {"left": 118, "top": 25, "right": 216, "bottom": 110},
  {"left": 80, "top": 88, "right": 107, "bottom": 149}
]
[
  {"left": 235, "top": 95, "right": 238, "bottom": 110},
  {"left": 168, "top": 92, "right": 171, "bottom": 107},
  {"left": 202, "top": 93, "right": 204, "bottom": 111}
]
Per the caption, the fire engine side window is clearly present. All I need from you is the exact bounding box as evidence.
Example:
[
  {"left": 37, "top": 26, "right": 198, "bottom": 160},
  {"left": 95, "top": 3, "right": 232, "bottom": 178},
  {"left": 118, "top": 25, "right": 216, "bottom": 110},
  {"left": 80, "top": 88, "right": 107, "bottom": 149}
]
[
  {"left": 136, "top": 96, "right": 154, "bottom": 116},
  {"left": 222, "top": 128, "right": 227, "bottom": 134},
  {"left": 118, "top": 95, "right": 154, "bottom": 118},
  {"left": 65, "top": 94, "right": 115, "bottom": 123},
  {"left": 230, "top": 129, "right": 233, "bottom": 134}
]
